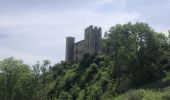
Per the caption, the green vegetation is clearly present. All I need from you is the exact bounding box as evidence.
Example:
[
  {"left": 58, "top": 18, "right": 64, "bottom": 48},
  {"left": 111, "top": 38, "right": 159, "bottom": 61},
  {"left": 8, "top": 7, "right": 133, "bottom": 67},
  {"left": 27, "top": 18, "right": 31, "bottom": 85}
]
[
  {"left": 0, "top": 22, "right": 170, "bottom": 100},
  {"left": 114, "top": 86, "right": 170, "bottom": 100}
]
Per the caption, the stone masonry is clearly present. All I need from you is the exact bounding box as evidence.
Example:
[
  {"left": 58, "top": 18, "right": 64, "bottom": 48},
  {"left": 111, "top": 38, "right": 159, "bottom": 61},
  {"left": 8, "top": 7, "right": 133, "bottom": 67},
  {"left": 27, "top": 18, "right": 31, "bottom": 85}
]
[{"left": 65, "top": 25, "right": 102, "bottom": 61}]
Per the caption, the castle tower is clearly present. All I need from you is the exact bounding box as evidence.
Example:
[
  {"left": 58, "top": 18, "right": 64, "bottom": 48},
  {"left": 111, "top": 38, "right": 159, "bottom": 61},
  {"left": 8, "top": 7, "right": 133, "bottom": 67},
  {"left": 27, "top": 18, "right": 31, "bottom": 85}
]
[
  {"left": 94, "top": 26, "right": 102, "bottom": 52},
  {"left": 65, "top": 37, "right": 75, "bottom": 61},
  {"left": 66, "top": 25, "right": 102, "bottom": 61},
  {"left": 84, "top": 25, "right": 102, "bottom": 54}
]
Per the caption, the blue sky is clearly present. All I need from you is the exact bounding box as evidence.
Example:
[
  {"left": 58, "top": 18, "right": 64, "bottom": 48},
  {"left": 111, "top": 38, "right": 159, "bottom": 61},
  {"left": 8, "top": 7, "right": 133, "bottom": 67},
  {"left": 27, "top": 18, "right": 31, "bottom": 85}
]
[{"left": 0, "top": 0, "right": 170, "bottom": 65}]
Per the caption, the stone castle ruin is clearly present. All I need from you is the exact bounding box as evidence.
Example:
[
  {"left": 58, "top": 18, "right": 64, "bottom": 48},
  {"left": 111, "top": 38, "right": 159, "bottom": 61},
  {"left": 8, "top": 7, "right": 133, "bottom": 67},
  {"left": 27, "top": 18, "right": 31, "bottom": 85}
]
[{"left": 65, "top": 25, "right": 102, "bottom": 61}]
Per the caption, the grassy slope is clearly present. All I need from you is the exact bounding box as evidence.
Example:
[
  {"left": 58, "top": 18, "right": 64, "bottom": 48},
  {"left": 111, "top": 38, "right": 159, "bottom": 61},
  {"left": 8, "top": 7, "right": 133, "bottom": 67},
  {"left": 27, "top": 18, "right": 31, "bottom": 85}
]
[
  {"left": 114, "top": 71, "right": 170, "bottom": 100},
  {"left": 114, "top": 88, "right": 170, "bottom": 100},
  {"left": 41, "top": 57, "right": 170, "bottom": 99}
]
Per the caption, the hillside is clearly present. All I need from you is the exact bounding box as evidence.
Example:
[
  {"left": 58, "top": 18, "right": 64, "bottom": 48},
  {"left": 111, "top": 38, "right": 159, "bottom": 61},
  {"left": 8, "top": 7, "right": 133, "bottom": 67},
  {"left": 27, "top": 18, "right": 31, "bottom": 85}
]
[
  {"left": 34, "top": 54, "right": 170, "bottom": 100},
  {"left": 115, "top": 72, "right": 170, "bottom": 100},
  {"left": 0, "top": 22, "right": 170, "bottom": 100}
]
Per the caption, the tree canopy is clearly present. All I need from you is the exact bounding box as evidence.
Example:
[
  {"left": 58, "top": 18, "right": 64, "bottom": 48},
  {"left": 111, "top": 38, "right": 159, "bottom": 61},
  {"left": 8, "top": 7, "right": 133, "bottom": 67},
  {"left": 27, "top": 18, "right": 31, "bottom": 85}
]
[{"left": 0, "top": 22, "right": 170, "bottom": 100}]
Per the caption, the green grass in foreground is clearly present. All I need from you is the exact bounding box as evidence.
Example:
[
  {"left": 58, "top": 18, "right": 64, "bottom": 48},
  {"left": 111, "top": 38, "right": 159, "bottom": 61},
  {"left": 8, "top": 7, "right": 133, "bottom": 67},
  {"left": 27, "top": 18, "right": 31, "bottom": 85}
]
[
  {"left": 114, "top": 72, "right": 170, "bottom": 100},
  {"left": 114, "top": 87, "right": 170, "bottom": 100}
]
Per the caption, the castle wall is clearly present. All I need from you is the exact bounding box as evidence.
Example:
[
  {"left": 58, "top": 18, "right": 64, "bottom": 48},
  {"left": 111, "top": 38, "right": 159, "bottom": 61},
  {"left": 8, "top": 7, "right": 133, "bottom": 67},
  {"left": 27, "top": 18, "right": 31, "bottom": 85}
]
[
  {"left": 65, "top": 25, "right": 102, "bottom": 61},
  {"left": 74, "top": 40, "right": 86, "bottom": 60}
]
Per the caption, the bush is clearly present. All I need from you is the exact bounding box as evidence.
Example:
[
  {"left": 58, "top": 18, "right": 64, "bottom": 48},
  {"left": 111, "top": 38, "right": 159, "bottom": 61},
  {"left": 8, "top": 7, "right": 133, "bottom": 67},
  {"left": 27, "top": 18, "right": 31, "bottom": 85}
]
[{"left": 58, "top": 91, "right": 72, "bottom": 100}]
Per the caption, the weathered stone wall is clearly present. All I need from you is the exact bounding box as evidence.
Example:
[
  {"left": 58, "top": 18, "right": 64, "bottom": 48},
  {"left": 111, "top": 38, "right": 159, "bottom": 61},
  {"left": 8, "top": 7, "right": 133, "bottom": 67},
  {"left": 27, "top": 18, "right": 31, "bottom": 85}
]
[
  {"left": 66, "top": 25, "right": 102, "bottom": 61},
  {"left": 73, "top": 40, "right": 86, "bottom": 60},
  {"left": 86, "top": 25, "right": 102, "bottom": 55}
]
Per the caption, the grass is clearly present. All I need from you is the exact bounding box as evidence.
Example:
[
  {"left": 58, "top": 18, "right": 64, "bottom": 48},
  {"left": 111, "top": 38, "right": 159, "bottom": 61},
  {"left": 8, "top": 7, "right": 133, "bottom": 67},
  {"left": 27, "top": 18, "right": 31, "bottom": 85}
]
[
  {"left": 114, "top": 72, "right": 170, "bottom": 100},
  {"left": 114, "top": 88, "right": 170, "bottom": 100}
]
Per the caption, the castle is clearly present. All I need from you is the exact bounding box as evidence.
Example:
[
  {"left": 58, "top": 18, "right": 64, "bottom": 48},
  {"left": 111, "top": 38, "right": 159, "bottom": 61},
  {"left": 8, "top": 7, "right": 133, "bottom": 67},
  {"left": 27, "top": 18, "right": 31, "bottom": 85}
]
[{"left": 65, "top": 25, "right": 102, "bottom": 61}]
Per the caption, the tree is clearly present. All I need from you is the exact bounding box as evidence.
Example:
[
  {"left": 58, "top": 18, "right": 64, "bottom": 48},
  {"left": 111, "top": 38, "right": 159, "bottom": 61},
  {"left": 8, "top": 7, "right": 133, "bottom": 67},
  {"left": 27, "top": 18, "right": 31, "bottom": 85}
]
[
  {"left": 0, "top": 57, "right": 33, "bottom": 100},
  {"left": 32, "top": 60, "right": 51, "bottom": 100},
  {"left": 105, "top": 22, "right": 167, "bottom": 86},
  {"left": 41, "top": 60, "right": 51, "bottom": 100},
  {"left": 70, "top": 84, "right": 80, "bottom": 100},
  {"left": 58, "top": 91, "right": 72, "bottom": 100}
]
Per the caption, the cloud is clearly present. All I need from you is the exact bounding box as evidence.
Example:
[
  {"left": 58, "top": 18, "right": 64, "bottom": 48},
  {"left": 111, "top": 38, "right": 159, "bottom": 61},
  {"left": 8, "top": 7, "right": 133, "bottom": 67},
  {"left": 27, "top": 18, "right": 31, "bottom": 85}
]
[
  {"left": 0, "top": 47, "right": 58, "bottom": 65},
  {"left": 0, "top": 6, "right": 139, "bottom": 64},
  {"left": 96, "top": 0, "right": 116, "bottom": 5},
  {"left": 0, "top": 0, "right": 169, "bottom": 64},
  {"left": 0, "top": 33, "right": 9, "bottom": 38}
]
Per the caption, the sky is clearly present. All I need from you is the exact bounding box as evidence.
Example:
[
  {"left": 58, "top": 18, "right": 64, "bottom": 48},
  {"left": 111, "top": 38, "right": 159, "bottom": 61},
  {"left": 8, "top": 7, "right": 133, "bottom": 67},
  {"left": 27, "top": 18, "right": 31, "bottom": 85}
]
[{"left": 0, "top": 0, "right": 170, "bottom": 65}]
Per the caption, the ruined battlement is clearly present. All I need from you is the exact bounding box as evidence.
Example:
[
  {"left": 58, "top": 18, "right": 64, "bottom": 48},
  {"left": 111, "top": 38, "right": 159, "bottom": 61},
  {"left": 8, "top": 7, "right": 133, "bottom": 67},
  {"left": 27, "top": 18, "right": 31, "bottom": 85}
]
[{"left": 65, "top": 25, "right": 102, "bottom": 61}]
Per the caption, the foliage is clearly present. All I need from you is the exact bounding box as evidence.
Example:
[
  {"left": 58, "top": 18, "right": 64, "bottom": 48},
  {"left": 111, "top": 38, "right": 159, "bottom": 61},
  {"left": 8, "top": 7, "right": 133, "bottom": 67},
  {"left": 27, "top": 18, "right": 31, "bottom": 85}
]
[
  {"left": 104, "top": 22, "right": 168, "bottom": 87},
  {"left": 0, "top": 57, "right": 33, "bottom": 100},
  {"left": 0, "top": 22, "right": 170, "bottom": 100},
  {"left": 114, "top": 88, "right": 170, "bottom": 100}
]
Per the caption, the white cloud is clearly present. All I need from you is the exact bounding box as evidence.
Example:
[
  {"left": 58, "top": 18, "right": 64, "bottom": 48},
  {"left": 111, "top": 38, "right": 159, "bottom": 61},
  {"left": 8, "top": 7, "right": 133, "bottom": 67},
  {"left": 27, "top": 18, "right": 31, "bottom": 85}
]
[
  {"left": 0, "top": 7, "right": 140, "bottom": 64},
  {"left": 0, "top": 48, "right": 47, "bottom": 65},
  {"left": 97, "top": 0, "right": 116, "bottom": 4},
  {"left": 0, "top": 0, "right": 169, "bottom": 65}
]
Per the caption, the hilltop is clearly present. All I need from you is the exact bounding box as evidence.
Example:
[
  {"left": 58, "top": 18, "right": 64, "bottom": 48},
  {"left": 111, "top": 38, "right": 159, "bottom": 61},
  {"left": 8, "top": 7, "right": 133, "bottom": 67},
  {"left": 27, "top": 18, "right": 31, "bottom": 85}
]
[{"left": 0, "top": 22, "right": 170, "bottom": 100}]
